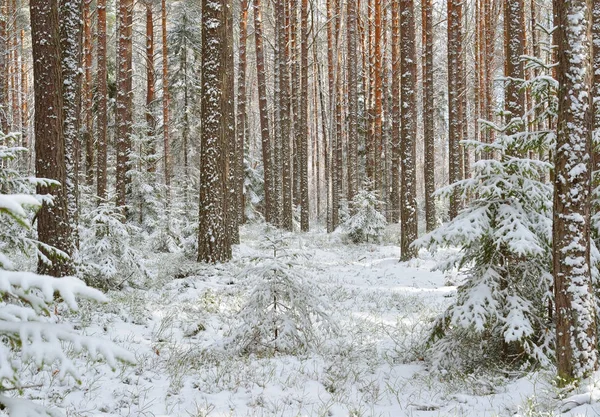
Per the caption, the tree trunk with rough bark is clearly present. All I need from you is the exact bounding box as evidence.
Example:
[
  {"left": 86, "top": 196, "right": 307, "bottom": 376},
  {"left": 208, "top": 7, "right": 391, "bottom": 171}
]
[{"left": 553, "top": 0, "right": 597, "bottom": 384}]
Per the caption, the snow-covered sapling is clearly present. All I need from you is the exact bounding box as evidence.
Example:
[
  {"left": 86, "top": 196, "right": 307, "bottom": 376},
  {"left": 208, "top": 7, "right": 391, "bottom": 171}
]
[
  {"left": 343, "top": 187, "right": 386, "bottom": 244},
  {"left": 229, "top": 231, "right": 332, "bottom": 354}
]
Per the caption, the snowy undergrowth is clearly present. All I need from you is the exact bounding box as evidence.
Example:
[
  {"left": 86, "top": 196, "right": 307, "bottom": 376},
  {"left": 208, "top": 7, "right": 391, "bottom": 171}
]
[{"left": 17, "top": 224, "right": 598, "bottom": 416}]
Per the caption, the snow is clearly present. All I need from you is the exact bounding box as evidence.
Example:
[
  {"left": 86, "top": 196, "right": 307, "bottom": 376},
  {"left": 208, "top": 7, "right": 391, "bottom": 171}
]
[{"left": 11, "top": 224, "right": 600, "bottom": 416}]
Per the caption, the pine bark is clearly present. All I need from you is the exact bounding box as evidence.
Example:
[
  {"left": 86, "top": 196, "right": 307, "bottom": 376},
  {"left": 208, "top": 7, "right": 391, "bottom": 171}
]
[
  {"left": 0, "top": 0, "right": 8, "bottom": 133},
  {"left": 390, "top": 0, "right": 400, "bottom": 224},
  {"left": 161, "top": 0, "right": 171, "bottom": 191},
  {"left": 280, "top": 0, "right": 293, "bottom": 230},
  {"left": 146, "top": 2, "right": 156, "bottom": 173},
  {"left": 115, "top": 0, "right": 133, "bottom": 210},
  {"left": 447, "top": 0, "right": 463, "bottom": 219},
  {"left": 59, "top": 0, "right": 83, "bottom": 241},
  {"left": 346, "top": 0, "right": 359, "bottom": 201},
  {"left": 83, "top": 0, "right": 94, "bottom": 185},
  {"left": 299, "top": 0, "right": 309, "bottom": 231},
  {"left": 253, "top": 0, "right": 274, "bottom": 224},
  {"left": 96, "top": 0, "right": 108, "bottom": 201},
  {"left": 504, "top": 0, "right": 526, "bottom": 138},
  {"left": 236, "top": 0, "right": 250, "bottom": 227},
  {"left": 399, "top": 0, "right": 418, "bottom": 260},
  {"left": 30, "top": 0, "right": 73, "bottom": 276},
  {"left": 553, "top": 0, "right": 597, "bottom": 383},
  {"left": 198, "top": 0, "right": 233, "bottom": 263},
  {"left": 422, "top": 0, "right": 435, "bottom": 231}
]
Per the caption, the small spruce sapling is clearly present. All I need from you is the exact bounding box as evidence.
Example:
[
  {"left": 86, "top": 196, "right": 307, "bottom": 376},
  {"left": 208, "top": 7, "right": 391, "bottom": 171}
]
[
  {"left": 343, "top": 185, "right": 386, "bottom": 243},
  {"left": 229, "top": 226, "right": 333, "bottom": 354},
  {"left": 78, "top": 202, "right": 150, "bottom": 290},
  {"left": 413, "top": 60, "right": 557, "bottom": 372}
]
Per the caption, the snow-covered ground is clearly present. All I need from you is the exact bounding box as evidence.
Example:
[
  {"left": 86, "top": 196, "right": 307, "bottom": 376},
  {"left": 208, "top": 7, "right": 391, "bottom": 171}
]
[{"left": 19, "top": 225, "right": 600, "bottom": 416}]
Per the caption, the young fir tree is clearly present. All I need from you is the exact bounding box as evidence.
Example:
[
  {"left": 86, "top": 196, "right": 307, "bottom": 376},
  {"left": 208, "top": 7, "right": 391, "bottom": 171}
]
[
  {"left": 343, "top": 185, "right": 387, "bottom": 244},
  {"left": 414, "top": 60, "right": 558, "bottom": 372}
]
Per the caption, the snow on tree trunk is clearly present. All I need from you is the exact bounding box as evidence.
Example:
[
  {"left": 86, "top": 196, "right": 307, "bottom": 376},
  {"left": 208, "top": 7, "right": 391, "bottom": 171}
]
[
  {"left": 31, "top": 0, "right": 74, "bottom": 277},
  {"left": 346, "top": 0, "right": 359, "bottom": 202},
  {"left": 0, "top": 0, "right": 7, "bottom": 133},
  {"left": 422, "top": 0, "right": 436, "bottom": 232},
  {"left": 115, "top": 0, "right": 133, "bottom": 211},
  {"left": 553, "top": 0, "right": 598, "bottom": 383},
  {"left": 299, "top": 0, "right": 309, "bottom": 232},
  {"left": 253, "top": 0, "right": 274, "bottom": 225},
  {"left": 400, "top": 0, "right": 418, "bottom": 261},
  {"left": 96, "top": 0, "right": 108, "bottom": 202},
  {"left": 198, "top": 0, "right": 233, "bottom": 263},
  {"left": 59, "top": 0, "right": 83, "bottom": 247}
]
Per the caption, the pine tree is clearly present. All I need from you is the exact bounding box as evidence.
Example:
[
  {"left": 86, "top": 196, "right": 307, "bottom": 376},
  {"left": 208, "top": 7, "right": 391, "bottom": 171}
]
[
  {"left": 553, "top": 0, "right": 597, "bottom": 384},
  {"left": 400, "top": 0, "right": 418, "bottom": 260},
  {"left": 116, "top": 0, "right": 134, "bottom": 210},
  {"left": 96, "top": 0, "right": 108, "bottom": 201},
  {"left": 198, "top": 0, "right": 233, "bottom": 263},
  {"left": 30, "top": 0, "right": 73, "bottom": 276},
  {"left": 422, "top": 0, "right": 435, "bottom": 231}
]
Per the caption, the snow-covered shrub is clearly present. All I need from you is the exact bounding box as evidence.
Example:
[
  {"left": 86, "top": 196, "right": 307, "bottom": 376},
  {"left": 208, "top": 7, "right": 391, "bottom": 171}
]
[
  {"left": 0, "top": 141, "right": 134, "bottom": 416},
  {"left": 78, "top": 202, "right": 150, "bottom": 290},
  {"left": 229, "top": 231, "right": 332, "bottom": 354},
  {"left": 343, "top": 187, "right": 386, "bottom": 243},
  {"left": 414, "top": 65, "right": 557, "bottom": 373}
]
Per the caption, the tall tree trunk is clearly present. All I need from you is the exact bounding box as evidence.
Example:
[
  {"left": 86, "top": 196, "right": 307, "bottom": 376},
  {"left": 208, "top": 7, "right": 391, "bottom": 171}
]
[
  {"left": 447, "top": 0, "right": 463, "bottom": 219},
  {"left": 390, "top": 0, "right": 400, "bottom": 224},
  {"left": 504, "top": 0, "right": 525, "bottom": 138},
  {"left": 162, "top": 0, "right": 171, "bottom": 192},
  {"left": 0, "top": 0, "right": 8, "bottom": 133},
  {"left": 299, "top": 0, "right": 309, "bottom": 231},
  {"left": 553, "top": 0, "right": 597, "bottom": 384},
  {"left": 280, "top": 0, "right": 293, "bottom": 230},
  {"left": 96, "top": 0, "right": 108, "bottom": 201},
  {"left": 30, "top": 0, "right": 73, "bottom": 276},
  {"left": 198, "top": 0, "right": 233, "bottom": 263},
  {"left": 146, "top": 2, "right": 156, "bottom": 173},
  {"left": 422, "top": 0, "right": 435, "bottom": 231},
  {"left": 236, "top": 0, "right": 249, "bottom": 227},
  {"left": 347, "top": 0, "right": 359, "bottom": 201},
  {"left": 115, "top": 0, "right": 133, "bottom": 211},
  {"left": 254, "top": 0, "right": 274, "bottom": 224},
  {"left": 60, "top": 0, "right": 83, "bottom": 244},
  {"left": 399, "top": 0, "right": 417, "bottom": 260},
  {"left": 225, "top": 0, "right": 237, "bottom": 245},
  {"left": 373, "top": 0, "right": 383, "bottom": 194},
  {"left": 83, "top": 0, "right": 94, "bottom": 186},
  {"left": 592, "top": 0, "right": 600, "bottom": 172},
  {"left": 20, "top": 28, "right": 29, "bottom": 171}
]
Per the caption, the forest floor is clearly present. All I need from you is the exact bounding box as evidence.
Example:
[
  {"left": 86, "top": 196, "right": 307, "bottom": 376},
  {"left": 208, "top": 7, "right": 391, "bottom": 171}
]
[{"left": 23, "top": 225, "right": 600, "bottom": 416}]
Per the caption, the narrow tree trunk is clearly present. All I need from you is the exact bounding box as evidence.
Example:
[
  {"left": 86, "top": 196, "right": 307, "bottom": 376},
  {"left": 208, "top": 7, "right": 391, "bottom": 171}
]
[
  {"left": 236, "top": 0, "right": 249, "bottom": 227},
  {"left": 280, "top": 0, "right": 293, "bottom": 230},
  {"left": 254, "top": 0, "right": 274, "bottom": 224},
  {"left": 30, "top": 0, "right": 73, "bottom": 276},
  {"left": 553, "top": 0, "right": 597, "bottom": 384},
  {"left": 96, "top": 0, "right": 108, "bottom": 201},
  {"left": 447, "top": 0, "right": 462, "bottom": 219},
  {"left": 422, "top": 0, "right": 436, "bottom": 231},
  {"left": 161, "top": 0, "right": 171, "bottom": 192},
  {"left": 115, "top": 0, "right": 133, "bottom": 211},
  {"left": 60, "top": 0, "right": 83, "bottom": 243},
  {"left": 299, "top": 0, "right": 309, "bottom": 231},
  {"left": 0, "top": 0, "right": 8, "bottom": 133},
  {"left": 504, "top": 0, "right": 525, "bottom": 138},
  {"left": 390, "top": 0, "right": 400, "bottom": 224},
  {"left": 399, "top": 0, "right": 418, "bottom": 260},
  {"left": 146, "top": 3, "right": 156, "bottom": 174},
  {"left": 83, "top": 0, "right": 94, "bottom": 185},
  {"left": 347, "top": 0, "right": 359, "bottom": 201}
]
